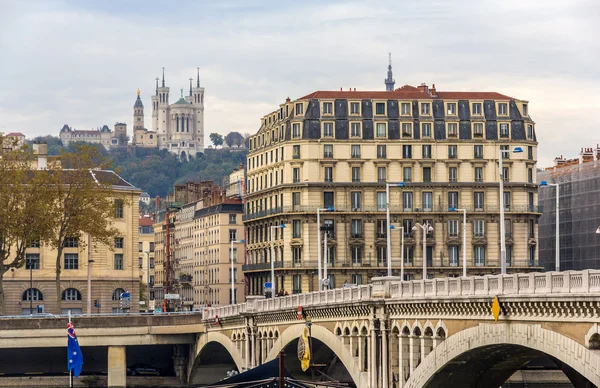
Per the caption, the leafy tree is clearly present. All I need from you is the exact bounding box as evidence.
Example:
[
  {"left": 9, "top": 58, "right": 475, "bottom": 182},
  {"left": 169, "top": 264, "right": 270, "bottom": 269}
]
[
  {"left": 224, "top": 132, "right": 244, "bottom": 148},
  {"left": 209, "top": 133, "right": 223, "bottom": 147},
  {"left": 45, "top": 144, "right": 121, "bottom": 312}
]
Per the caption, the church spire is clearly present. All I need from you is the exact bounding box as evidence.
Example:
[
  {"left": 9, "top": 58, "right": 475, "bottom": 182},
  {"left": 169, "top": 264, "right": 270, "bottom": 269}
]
[
  {"left": 162, "top": 67, "right": 165, "bottom": 87},
  {"left": 385, "top": 53, "right": 395, "bottom": 91},
  {"left": 196, "top": 67, "right": 200, "bottom": 88},
  {"left": 155, "top": 77, "right": 159, "bottom": 95},
  {"left": 189, "top": 77, "right": 193, "bottom": 96}
]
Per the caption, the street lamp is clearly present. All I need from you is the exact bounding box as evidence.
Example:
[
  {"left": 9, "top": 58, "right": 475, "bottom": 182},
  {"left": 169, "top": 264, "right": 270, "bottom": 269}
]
[
  {"left": 317, "top": 207, "right": 334, "bottom": 291},
  {"left": 499, "top": 146, "right": 523, "bottom": 274},
  {"left": 386, "top": 182, "right": 407, "bottom": 277},
  {"left": 28, "top": 255, "right": 33, "bottom": 315},
  {"left": 540, "top": 181, "right": 560, "bottom": 271},
  {"left": 230, "top": 239, "right": 244, "bottom": 304},
  {"left": 270, "top": 224, "right": 285, "bottom": 298},
  {"left": 144, "top": 250, "right": 151, "bottom": 311},
  {"left": 390, "top": 225, "right": 405, "bottom": 279},
  {"left": 412, "top": 222, "right": 433, "bottom": 279},
  {"left": 450, "top": 207, "right": 467, "bottom": 277}
]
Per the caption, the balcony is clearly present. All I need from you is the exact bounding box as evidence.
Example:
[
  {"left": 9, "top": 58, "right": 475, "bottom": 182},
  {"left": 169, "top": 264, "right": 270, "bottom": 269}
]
[
  {"left": 293, "top": 154, "right": 301, "bottom": 159},
  {"left": 376, "top": 233, "right": 387, "bottom": 239},
  {"left": 242, "top": 261, "right": 283, "bottom": 271},
  {"left": 350, "top": 233, "right": 363, "bottom": 239}
]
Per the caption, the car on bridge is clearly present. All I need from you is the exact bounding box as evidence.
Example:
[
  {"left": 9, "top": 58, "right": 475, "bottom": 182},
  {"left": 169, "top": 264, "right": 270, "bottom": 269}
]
[{"left": 126, "top": 363, "right": 161, "bottom": 376}]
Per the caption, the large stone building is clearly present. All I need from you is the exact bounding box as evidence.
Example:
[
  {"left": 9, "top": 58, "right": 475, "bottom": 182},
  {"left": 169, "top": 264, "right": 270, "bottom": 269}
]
[
  {"left": 59, "top": 123, "right": 127, "bottom": 150},
  {"left": 243, "top": 76, "right": 541, "bottom": 295},
  {"left": 1, "top": 132, "right": 25, "bottom": 151},
  {"left": 138, "top": 214, "right": 155, "bottom": 310}
]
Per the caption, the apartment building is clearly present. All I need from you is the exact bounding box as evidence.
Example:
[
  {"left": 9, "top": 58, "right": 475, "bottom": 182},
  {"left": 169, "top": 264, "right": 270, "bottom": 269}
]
[
  {"left": 243, "top": 83, "right": 541, "bottom": 295},
  {"left": 138, "top": 215, "right": 155, "bottom": 310}
]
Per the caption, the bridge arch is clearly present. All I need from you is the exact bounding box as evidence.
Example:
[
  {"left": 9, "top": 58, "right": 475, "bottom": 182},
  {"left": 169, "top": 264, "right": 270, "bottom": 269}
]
[
  {"left": 265, "top": 323, "right": 368, "bottom": 387},
  {"left": 189, "top": 331, "right": 244, "bottom": 384},
  {"left": 405, "top": 323, "right": 600, "bottom": 388}
]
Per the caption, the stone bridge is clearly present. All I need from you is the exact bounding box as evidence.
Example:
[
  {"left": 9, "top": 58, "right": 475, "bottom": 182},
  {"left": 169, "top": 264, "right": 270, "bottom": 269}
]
[{"left": 201, "top": 270, "right": 600, "bottom": 388}]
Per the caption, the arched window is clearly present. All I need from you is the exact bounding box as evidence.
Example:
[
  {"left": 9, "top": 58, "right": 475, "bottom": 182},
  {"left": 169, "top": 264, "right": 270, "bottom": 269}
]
[
  {"left": 23, "top": 288, "right": 43, "bottom": 301},
  {"left": 62, "top": 288, "right": 82, "bottom": 301},
  {"left": 112, "top": 288, "right": 126, "bottom": 301}
]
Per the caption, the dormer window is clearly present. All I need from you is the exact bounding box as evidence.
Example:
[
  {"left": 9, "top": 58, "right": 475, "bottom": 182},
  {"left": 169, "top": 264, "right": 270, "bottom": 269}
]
[
  {"left": 498, "top": 103, "right": 508, "bottom": 115},
  {"left": 447, "top": 103, "right": 457, "bottom": 115},
  {"left": 448, "top": 123, "right": 458, "bottom": 137},
  {"left": 350, "top": 102, "right": 360, "bottom": 115},
  {"left": 421, "top": 103, "right": 430, "bottom": 115},
  {"left": 323, "top": 122, "right": 334, "bottom": 137},
  {"left": 499, "top": 123, "right": 510, "bottom": 137},
  {"left": 375, "top": 102, "right": 386, "bottom": 115},
  {"left": 473, "top": 123, "right": 484, "bottom": 137},
  {"left": 401, "top": 103, "right": 411, "bottom": 115},
  {"left": 292, "top": 123, "right": 301, "bottom": 138},
  {"left": 472, "top": 103, "right": 482, "bottom": 115},
  {"left": 323, "top": 102, "right": 333, "bottom": 115},
  {"left": 295, "top": 103, "right": 303, "bottom": 115},
  {"left": 523, "top": 104, "right": 528, "bottom": 116}
]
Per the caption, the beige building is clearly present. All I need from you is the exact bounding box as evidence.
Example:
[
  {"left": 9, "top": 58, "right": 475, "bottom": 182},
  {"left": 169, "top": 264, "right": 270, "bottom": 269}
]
[
  {"left": 59, "top": 123, "right": 127, "bottom": 150},
  {"left": 243, "top": 82, "right": 541, "bottom": 296},
  {"left": 1, "top": 132, "right": 25, "bottom": 151},
  {"left": 5, "top": 171, "right": 141, "bottom": 315},
  {"left": 225, "top": 164, "right": 246, "bottom": 199},
  {"left": 138, "top": 215, "right": 155, "bottom": 310}
]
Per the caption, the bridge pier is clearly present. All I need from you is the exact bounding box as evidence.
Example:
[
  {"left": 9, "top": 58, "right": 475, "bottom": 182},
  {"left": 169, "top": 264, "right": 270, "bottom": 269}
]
[{"left": 107, "top": 345, "right": 126, "bottom": 388}]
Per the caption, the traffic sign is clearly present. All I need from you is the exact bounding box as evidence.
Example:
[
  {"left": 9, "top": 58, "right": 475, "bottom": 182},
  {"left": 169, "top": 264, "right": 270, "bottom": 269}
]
[{"left": 264, "top": 282, "right": 272, "bottom": 290}]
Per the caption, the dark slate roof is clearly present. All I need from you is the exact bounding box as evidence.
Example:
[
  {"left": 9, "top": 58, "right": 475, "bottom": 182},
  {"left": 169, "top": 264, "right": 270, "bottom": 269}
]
[
  {"left": 134, "top": 95, "right": 144, "bottom": 108},
  {"left": 194, "top": 202, "right": 243, "bottom": 219}
]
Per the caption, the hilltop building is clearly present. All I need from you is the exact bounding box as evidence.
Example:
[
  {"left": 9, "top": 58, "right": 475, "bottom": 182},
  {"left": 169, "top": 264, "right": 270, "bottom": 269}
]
[
  {"left": 1, "top": 132, "right": 26, "bottom": 151},
  {"left": 59, "top": 123, "right": 127, "bottom": 150}
]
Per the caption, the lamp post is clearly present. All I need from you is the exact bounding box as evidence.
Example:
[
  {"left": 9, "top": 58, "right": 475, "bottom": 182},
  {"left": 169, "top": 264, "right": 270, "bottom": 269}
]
[
  {"left": 28, "top": 256, "right": 33, "bottom": 315},
  {"left": 270, "top": 224, "right": 285, "bottom": 298},
  {"left": 450, "top": 207, "right": 467, "bottom": 277},
  {"left": 540, "top": 181, "right": 560, "bottom": 271},
  {"left": 412, "top": 222, "right": 433, "bottom": 279},
  {"left": 390, "top": 225, "right": 404, "bottom": 279},
  {"left": 316, "top": 207, "right": 334, "bottom": 291},
  {"left": 144, "top": 250, "right": 151, "bottom": 311},
  {"left": 499, "top": 146, "right": 523, "bottom": 274},
  {"left": 386, "top": 182, "right": 406, "bottom": 277},
  {"left": 230, "top": 239, "right": 244, "bottom": 304}
]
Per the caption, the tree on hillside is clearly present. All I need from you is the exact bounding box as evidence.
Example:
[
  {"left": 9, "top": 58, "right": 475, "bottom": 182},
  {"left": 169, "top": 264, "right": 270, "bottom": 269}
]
[
  {"left": 0, "top": 139, "right": 55, "bottom": 314},
  {"left": 209, "top": 133, "right": 223, "bottom": 147},
  {"left": 46, "top": 144, "right": 121, "bottom": 312},
  {"left": 224, "top": 132, "right": 244, "bottom": 148},
  {"left": 32, "top": 135, "right": 63, "bottom": 156}
]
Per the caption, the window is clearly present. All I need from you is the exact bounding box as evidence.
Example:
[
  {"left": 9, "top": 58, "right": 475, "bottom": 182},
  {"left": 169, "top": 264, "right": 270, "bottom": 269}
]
[
  {"left": 474, "top": 219, "right": 485, "bottom": 237},
  {"left": 229, "top": 229, "right": 237, "bottom": 242},
  {"left": 323, "top": 122, "right": 333, "bottom": 137},
  {"left": 474, "top": 167, "right": 483, "bottom": 182},
  {"left": 112, "top": 288, "right": 126, "bottom": 301},
  {"left": 62, "top": 288, "right": 81, "bottom": 301},
  {"left": 422, "top": 145, "right": 432, "bottom": 159},
  {"left": 422, "top": 192, "right": 433, "bottom": 211},
  {"left": 423, "top": 167, "right": 432, "bottom": 183},
  {"left": 295, "top": 103, "right": 303, "bottom": 115},
  {"left": 64, "top": 253, "right": 78, "bottom": 270},
  {"left": 403, "top": 167, "right": 412, "bottom": 183},
  {"left": 448, "top": 123, "right": 458, "bottom": 137},
  {"left": 29, "top": 240, "right": 40, "bottom": 248},
  {"left": 402, "top": 123, "right": 412, "bottom": 137},
  {"left": 323, "top": 144, "right": 333, "bottom": 158},
  {"left": 404, "top": 245, "right": 414, "bottom": 264},
  {"left": 114, "top": 199, "right": 124, "bottom": 218},
  {"left": 449, "top": 246, "right": 459, "bottom": 266},
  {"left": 448, "top": 191, "right": 458, "bottom": 209},
  {"left": 529, "top": 192, "right": 535, "bottom": 211},
  {"left": 499, "top": 123, "right": 509, "bottom": 137},
  {"left": 403, "top": 192, "right": 413, "bottom": 211},
  {"left": 351, "top": 274, "right": 363, "bottom": 285},
  {"left": 472, "top": 103, "right": 482, "bottom": 115},
  {"left": 323, "top": 192, "right": 334, "bottom": 209},
  {"left": 325, "top": 274, "right": 335, "bottom": 289},
  {"left": 292, "top": 123, "right": 301, "bottom": 138},
  {"left": 447, "top": 103, "right": 457, "bottom": 115},
  {"left": 351, "top": 192, "right": 362, "bottom": 210},
  {"left": 351, "top": 122, "right": 361, "bottom": 137},
  {"left": 376, "top": 123, "right": 386, "bottom": 137},
  {"left": 377, "top": 192, "right": 387, "bottom": 211},
  {"left": 229, "top": 214, "right": 237, "bottom": 224},
  {"left": 351, "top": 219, "right": 362, "bottom": 238},
  {"left": 376, "top": 246, "right": 386, "bottom": 264},
  {"left": 528, "top": 168, "right": 533, "bottom": 183},
  {"left": 350, "top": 102, "right": 360, "bottom": 114},
  {"left": 474, "top": 192, "right": 484, "bottom": 210},
  {"left": 506, "top": 245, "right": 512, "bottom": 267},
  {"left": 351, "top": 246, "right": 363, "bottom": 263},
  {"left": 352, "top": 167, "right": 361, "bottom": 183},
  {"left": 401, "top": 103, "right": 411, "bottom": 115},
  {"left": 292, "top": 274, "right": 302, "bottom": 293},
  {"left": 293, "top": 145, "right": 300, "bottom": 158},
  {"left": 64, "top": 237, "right": 78, "bottom": 248},
  {"left": 324, "top": 219, "right": 335, "bottom": 239},
  {"left": 378, "top": 167, "right": 386, "bottom": 183},
  {"left": 323, "top": 102, "right": 333, "bottom": 115},
  {"left": 114, "top": 237, "right": 124, "bottom": 249},
  {"left": 376, "top": 144, "right": 387, "bottom": 159},
  {"left": 448, "top": 145, "right": 457, "bottom": 159},
  {"left": 402, "top": 145, "right": 412, "bottom": 159},
  {"left": 421, "top": 103, "right": 430, "bottom": 115},
  {"left": 376, "top": 219, "right": 387, "bottom": 238},
  {"left": 375, "top": 102, "right": 385, "bottom": 115},
  {"left": 293, "top": 220, "right": 301, "bottom": 238},
  {"left": 25, "top": 253, "right": 40, "bottom": 270},
  {"left": 529, "top": 246, "right": 536, "bottom": 266},
  {"left": 528, "top": 146, "right": 533, "bottom": 160},
  {"left": 498, "top": 103, "right": 508, "bottom": 115},
  {"left": 502, "top": 167, "right": 509, "bottom": 182},
  {"left": 421, "top": 123, "right": 432, "bottom": 137},
  {"left": 472, "top": 123, "right": 484, "bottom": 138},
  {"left": 114, "top": 254, "right": 123, "bottom": 270},
  {"left": 504, "top": 192, "right": 511, "bottom": 211},
  {"left": 351, "top": 145, "right": 361, "bottom": 158},
  {"left": 474, "top": 246, "right": 485, "bottom": 266},
  {"left": 474, "top": 145, "right": 483, "bottom": 159},
  {"left": 449, "top": 167, "right": 457, "bottom": 182},
  {"left": 150, "top": 258, "right": 155, "bottom": 269},
  {"left": 292, "top": 192, "right": 300, "bottom": 208},
  {"left": 149, "top": 242, "right": 155, "bottom": 252},
  {"left": 527, "top": 124, "right": 534, "bottom": 139},
  {"left": 324, "top": 167, "right": 333, "bottom": 182},
  {"left": 403, "top": 219, "right": 414, "bottom": 237},
  {"left": 448, "top": 220, "right": 459, "bottom": 237},
  {"left": 505, "top": 219, "right": 512, "bottom": 237},
  {"left": 293, "top": 167, "right": 300, "bottom": 183},
  {"left": 23, "top": 288, "right": 43, "bottom": 301},
  {"left": 138, "top": 242, "right": 143, "bottom": 252}
]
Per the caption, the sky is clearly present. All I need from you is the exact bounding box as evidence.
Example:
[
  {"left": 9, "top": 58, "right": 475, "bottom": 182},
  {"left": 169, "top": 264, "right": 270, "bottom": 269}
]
[{"left": 0, "top": 0, "right": 598, "bottom": 167}]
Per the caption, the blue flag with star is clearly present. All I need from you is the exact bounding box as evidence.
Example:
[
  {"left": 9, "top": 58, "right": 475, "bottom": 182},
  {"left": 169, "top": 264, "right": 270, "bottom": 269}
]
[{"left": 67, "top": 321, "right": 84, "bottom": 377}]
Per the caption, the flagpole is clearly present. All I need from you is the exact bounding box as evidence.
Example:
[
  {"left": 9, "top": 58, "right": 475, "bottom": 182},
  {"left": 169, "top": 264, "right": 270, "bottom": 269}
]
[{"left": 68, "top": 310, "right": 73, "bottom": 388}]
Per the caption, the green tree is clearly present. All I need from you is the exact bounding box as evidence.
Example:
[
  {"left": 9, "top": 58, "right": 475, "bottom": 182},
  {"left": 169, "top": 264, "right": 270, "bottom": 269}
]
[
  {"left": 224, "top": 132, "right": 244, "bottom": 148},
  {"left": 209, "top": 133, "right": 224, "bottom": 147}
]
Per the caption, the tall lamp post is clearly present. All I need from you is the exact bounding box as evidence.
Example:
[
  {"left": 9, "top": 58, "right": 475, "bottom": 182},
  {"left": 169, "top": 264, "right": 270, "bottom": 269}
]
[
  {"left": 499, "top": 147, "right": 523, "bottom": 274},
  {"left": 316, "top": 207, "right": 334, "bottom": 291},
  {"left": 450, "top": 207, "right": 468, "bottom": 277},
  {"left": 412, "top": 222, "right": 433, "bottom": 279},
  {"left": 270, "top": 224, "right": 285, "bottom": 298},
  {"left": 144, "top": 251, "right": 151, "bottom": 311},
  {"left": 386, "top": 182, "right": 406, "bottom": 277},
  {"left": 390, "top": 225, "right": 404, "bottom": 279},
  {"left": 28, "top": 255, "right": 33, "bottom": 315},
  {"left": 540, "top": 181, "right": 560, "bottom": 271},
  {"left": 230, "top": 239, "right": 244, "bottom": 304}
]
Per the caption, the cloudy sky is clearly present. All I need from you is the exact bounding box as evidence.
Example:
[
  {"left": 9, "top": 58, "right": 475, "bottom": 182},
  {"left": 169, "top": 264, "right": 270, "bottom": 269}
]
[{"left": 0, "top": 0, "right": 598, "bottom": 167}]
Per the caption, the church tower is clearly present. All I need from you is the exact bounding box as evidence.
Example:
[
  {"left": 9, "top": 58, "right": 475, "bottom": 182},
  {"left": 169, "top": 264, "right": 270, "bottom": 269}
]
[
  {"left": 156, "top": 67, "right": 170, "bottom": 148},
  {"left": 385, "top": 53, "right": 395, "bottom": 91},
  {"left": 151, "top": 77, "right": 159, "bottom": 132},
  {"left": 191, "top": 67, "right": 205, "bottom": 151},
  {"left": 133, "top": 89, "right": 144, "bottom": 132}
]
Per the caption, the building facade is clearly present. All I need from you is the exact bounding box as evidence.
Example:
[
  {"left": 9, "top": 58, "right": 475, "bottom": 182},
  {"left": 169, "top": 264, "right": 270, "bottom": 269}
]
[
  {"left": 538, "top": 146, "right": 600, "bottom": 271},
  {"left": 138, "top": 214, "right": 155, "bottom": 310},
  {"left": 243, "top": 83, "right": 541, "bottom": 295},
  {"left": 59, "top": 123, "right": 127, "bottom": 150},
  {"left": 1, "top": 132, "right": 25, "bottom": 151}
]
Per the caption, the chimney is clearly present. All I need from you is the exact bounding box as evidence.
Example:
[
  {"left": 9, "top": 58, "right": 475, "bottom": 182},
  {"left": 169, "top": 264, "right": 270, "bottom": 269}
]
[
  {"left": 353, "top": 88, "right": 356, "bottom": 91},
  {"left": 419, "top": 83, "right": 429, "bottom": 94},
  {"left": 340, "top": 87, "right": 342, "bottom": 91},
  {"left": 285, "top": 97, "right": 290, "bottom": 103},
  {"left": 155, "top": 195, "right": 160, "bottom": 211},
  {"left": 32, "top": 142, "right": 48, "bottom": 170},
  {"left": 430, "top": 83, "right": 437, "bottom": 96}
]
